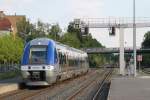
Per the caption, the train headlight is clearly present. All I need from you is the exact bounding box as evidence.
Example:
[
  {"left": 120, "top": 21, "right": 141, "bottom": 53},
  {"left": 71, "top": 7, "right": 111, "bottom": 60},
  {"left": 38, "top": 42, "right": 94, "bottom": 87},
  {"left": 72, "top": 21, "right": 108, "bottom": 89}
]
[
  {"left": 43, "top": 66, "right": 45, "bottom": 69},
  {"left": 47, "top": 66, "right": 54, "bottom": 70},
  {"left": 28, "top": 66, "right": 31, "bottom": 69},
  {"left": 21, "top": 66, "right": 28, "bottom": 70}
]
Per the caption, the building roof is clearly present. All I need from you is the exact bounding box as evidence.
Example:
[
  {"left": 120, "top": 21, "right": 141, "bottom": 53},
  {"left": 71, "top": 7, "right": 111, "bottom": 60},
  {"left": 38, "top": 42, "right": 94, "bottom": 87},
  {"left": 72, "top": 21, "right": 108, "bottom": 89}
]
[{"left": 0, "top": 18, "right": 11, "bottom": 31}]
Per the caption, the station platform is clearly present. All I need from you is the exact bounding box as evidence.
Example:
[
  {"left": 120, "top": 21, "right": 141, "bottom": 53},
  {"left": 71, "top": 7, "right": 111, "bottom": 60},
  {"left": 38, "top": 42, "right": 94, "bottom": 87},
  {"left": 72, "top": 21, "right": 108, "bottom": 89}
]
[
  {"left": 108, "top": 73, "right": 150, "bottom": 100},
  {"left": 0, "top": 77, "right": 22, "bottom": 94}
]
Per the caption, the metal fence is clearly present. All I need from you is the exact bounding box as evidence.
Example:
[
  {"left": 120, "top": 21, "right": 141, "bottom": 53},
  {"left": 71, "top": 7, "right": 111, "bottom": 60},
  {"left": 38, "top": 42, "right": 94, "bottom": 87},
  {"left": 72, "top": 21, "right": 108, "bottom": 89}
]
[{"left": 0, "top": 64, "right": 20, "bottom": 73}]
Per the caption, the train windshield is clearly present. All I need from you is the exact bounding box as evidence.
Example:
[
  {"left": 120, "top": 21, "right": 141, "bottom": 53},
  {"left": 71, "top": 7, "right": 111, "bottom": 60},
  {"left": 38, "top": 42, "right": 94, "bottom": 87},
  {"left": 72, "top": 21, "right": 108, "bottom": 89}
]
[{"left": 29, "top": 46, "right": 47, "bottom": 64}]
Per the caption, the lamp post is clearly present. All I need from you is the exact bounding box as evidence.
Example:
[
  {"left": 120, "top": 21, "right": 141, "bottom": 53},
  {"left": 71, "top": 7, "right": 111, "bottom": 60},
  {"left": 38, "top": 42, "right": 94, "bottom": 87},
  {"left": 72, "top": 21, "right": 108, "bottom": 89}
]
[{"left": 133, "top": 0, "right": 137, "bottom": 77}]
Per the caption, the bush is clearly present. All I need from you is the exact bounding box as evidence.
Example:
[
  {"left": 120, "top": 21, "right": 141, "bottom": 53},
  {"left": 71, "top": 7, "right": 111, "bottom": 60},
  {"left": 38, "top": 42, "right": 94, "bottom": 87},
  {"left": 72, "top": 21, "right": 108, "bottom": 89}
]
[{"left": 0, "top": 35, "right": 24, "bottom": 63}]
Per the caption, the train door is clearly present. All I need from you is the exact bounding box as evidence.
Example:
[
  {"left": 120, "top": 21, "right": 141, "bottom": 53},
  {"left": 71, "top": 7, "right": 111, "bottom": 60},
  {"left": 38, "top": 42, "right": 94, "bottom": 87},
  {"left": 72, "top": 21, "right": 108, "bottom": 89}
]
[{"left": 55, "top": 48, "right": 59, "bottom": 73}]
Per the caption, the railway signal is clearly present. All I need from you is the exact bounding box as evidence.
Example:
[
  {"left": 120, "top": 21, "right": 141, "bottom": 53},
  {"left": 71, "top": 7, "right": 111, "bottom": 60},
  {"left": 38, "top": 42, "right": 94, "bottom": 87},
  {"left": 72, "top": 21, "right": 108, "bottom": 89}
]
[
  {"left": 81, "top": 26, "right": 89, "bottom": 36},
  {"left": 109, "top": 27, "right": 116, "bottom": 36}
]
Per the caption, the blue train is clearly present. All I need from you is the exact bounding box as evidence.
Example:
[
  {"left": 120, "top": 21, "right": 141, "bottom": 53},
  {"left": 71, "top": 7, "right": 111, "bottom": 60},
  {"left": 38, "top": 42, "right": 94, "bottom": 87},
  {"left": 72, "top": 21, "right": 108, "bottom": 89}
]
[{"left": 21, "top": 38, "right": 89, "bottom": 86}]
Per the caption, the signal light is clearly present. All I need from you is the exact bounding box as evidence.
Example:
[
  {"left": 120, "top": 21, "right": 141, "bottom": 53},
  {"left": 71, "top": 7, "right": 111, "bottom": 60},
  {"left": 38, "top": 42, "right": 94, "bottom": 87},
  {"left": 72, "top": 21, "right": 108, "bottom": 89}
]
[
  {"left": 80, "top": 26, "right": 89, "bottom": 36},
  {"left": 109, "top": 27, "right": 116, "bottom": 36},
  {"left": 84, "top": 27, "right": 89, "bottom": 35}
]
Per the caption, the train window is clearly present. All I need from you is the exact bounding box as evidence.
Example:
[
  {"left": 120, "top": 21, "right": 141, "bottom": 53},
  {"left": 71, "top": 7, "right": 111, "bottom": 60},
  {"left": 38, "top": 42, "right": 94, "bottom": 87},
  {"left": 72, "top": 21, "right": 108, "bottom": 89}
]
[
  {"left": 58, "top": 53, "right": 60, "bottom": 64},
  {"left": 29, "top": 46, "right": 47, "bottom": 64},
  {"left": 65, "top": 55, "right": 68, "bottom": 65},
  {"left": 58, "top": 52, "right": 62, "bottom": 64},
  {"left": 59, "top": 52, "right": 65, "bottom": 65},
  {"left": 61, "top": 54, "right": 63, "bottom": 65},
  {"left": 54, "top": 49, "right": 58, "bottom": 63},
  {"left": 64, "top": 54, "right": 66, "bottom": 64},
  {"left": 61, "top": 54, "right": 63, "bottom": 64}
]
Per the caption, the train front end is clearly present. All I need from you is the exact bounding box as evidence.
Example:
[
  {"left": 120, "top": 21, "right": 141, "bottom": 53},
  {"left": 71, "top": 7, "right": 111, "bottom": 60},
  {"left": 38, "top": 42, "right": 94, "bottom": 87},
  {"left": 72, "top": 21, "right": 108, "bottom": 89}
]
[{"left": 21, "top": 38, "right": 58, "bottom": 86}]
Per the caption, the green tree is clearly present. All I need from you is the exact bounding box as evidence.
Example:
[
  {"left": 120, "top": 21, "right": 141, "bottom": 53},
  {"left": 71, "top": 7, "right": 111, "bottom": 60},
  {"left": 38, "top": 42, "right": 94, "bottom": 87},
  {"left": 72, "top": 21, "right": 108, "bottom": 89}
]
[
  {"left": 36, "top": 20, "right": 47, "bottom": 36},
  {"left": 50, "top": 24, "right": 61, "bottom": 35},
  {"left": 16, "top": 18, "right": 34, "bottom": 39},
  {"left": 16, "top": 17, "right": 38, "bottom": 44},
  {"left": 142, "top": 31, "right": 150, "bottom": 67},
  {"left": 142, "top": 31, "right": 150, "bottom": 48},
  {"left": 67, "top": 22, "right": 82, "bottom": 42},
  {"left": 60, "top": 32, "right": 80, "bottom": 48},
  {"left": 49, "top": 24, "right": 61, "bottom": 40}
]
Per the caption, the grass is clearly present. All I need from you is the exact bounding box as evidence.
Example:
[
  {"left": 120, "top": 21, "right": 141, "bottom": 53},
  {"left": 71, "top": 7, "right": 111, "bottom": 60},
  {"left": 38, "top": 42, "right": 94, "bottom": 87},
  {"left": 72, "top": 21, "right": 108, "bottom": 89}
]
[{"left": 0, "top": 70, "right": 21, "bottom": 80}]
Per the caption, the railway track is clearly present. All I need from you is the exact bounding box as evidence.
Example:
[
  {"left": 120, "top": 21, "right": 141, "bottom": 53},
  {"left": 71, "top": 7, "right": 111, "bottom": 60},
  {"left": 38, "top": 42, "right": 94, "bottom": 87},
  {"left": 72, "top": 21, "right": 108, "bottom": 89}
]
[
  {"left": 67, "top": 68, "right": 113, "bottom": 100},
  {"left": 0, "top": 68, "right": 113, "bottom": 100}
]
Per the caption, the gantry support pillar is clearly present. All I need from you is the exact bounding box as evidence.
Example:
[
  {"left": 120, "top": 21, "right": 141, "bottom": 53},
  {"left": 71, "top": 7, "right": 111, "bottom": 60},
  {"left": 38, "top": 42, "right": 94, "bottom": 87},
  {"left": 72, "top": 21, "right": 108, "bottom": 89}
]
[{"left": 119, "top": 28, "right": 125, "bottom": 75}]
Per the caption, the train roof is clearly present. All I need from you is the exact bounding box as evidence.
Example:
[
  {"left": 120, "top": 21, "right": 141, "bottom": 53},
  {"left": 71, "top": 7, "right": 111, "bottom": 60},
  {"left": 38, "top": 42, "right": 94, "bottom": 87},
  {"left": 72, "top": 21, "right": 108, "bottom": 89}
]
[
  {"left": 29, "top": 38, "right": 55, "bottom": 46},
  {"left": 55, "top": 41, "right": 85, "bottom": 54},
  {"left": 29, "top": 38, "right": 87, "bottom": 55}
]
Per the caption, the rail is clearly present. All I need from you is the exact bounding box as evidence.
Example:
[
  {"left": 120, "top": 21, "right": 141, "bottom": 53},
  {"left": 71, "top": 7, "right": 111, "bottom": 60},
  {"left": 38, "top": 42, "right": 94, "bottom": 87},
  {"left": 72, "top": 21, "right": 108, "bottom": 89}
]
[{"left": 92, "top": 68, "right": 113, "bottom": 100}]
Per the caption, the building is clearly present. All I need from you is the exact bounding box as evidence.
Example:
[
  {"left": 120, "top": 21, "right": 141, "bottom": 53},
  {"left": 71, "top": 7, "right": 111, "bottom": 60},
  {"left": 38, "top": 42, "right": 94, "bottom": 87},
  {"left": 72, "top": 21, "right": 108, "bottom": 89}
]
[
  {"left": 0, "top": 17, "right": 11, "bottom": 35},
  {"left": 0, "top": 11, "right": 25, "bottom": 36}
]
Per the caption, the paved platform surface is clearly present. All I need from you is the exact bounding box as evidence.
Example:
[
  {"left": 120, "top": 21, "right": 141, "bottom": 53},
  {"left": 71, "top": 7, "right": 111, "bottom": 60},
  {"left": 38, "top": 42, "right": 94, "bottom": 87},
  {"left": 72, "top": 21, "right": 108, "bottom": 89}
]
[
  {"left": 108, "top": 75, "right": 150, "bottom": 100},
  {"left": 0, "top": 77, "right": 22, "bottom": 94}
]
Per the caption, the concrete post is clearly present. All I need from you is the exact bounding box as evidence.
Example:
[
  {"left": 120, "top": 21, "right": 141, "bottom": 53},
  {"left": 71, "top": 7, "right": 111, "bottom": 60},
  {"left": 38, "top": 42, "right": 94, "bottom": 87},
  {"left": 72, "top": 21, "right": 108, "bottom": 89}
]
[
  {"left": 119, "top": 28, "right": 125, "bottom": 75},
  {"left": 133, "top": 0, "right": 137, "bottom": 77}
]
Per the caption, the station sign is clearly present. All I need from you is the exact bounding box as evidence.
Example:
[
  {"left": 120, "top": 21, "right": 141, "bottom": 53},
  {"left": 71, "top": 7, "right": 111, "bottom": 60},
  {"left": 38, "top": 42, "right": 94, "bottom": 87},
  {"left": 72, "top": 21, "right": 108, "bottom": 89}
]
[{"left": 137, "top": 55, "right": 142, "bottom": 61}]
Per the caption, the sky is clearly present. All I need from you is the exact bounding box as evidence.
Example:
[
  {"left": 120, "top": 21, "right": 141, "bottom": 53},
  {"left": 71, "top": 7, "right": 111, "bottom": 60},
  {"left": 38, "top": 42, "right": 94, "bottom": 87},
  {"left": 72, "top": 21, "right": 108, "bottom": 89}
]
[{"left": 1, "top": 0, "right": 150, "bottom": 47}]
